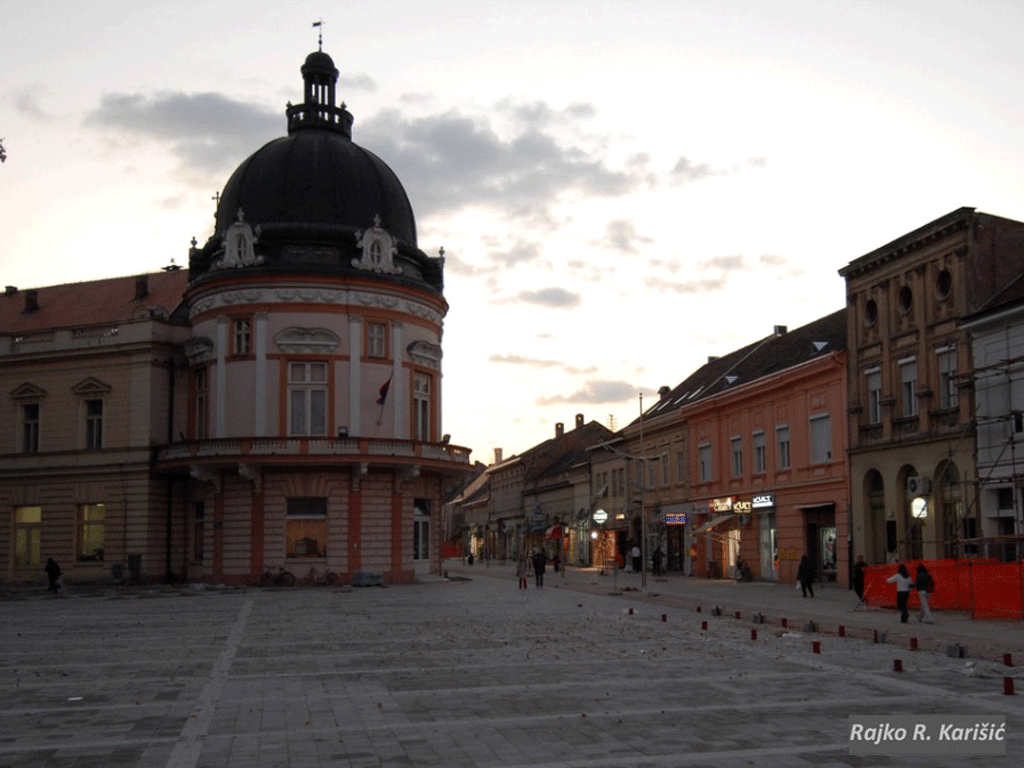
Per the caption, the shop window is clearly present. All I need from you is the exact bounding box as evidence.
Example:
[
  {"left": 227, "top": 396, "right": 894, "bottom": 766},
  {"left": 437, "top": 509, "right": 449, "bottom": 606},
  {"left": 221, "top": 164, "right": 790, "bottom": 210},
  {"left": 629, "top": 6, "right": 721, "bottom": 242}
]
[
  {"left": 85, "top": 398, "right": 104, "bottom": 449},
  {"left": 14, "top": 506, "right": 42, "bottom": 567},
  {"left": 22, "top": 402, "right": 39, "bottom": 453},
  {"left": 288, "top": 362, "right": 328, "bottom": 435},
  {"left": 78, "top": 503, "right": 106, "bottom": 562},
  {"left": 286, "top": 498, "right": 327, "bottom": 559},
  {"left": 776, "top": 426, "right": 791, "bottom": 470}
]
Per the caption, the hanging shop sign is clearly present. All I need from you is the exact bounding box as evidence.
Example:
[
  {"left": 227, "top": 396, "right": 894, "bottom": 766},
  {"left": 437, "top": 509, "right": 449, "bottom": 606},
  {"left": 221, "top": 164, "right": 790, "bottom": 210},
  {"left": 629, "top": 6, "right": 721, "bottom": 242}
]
[
  {"left": 732, "top": 499, "right": 752, "bottom": 515},
  {"left": 665, "top": 513, "right": 687, "bottom": 525},
  {"left": 592, "top": 509, "right": 608, "bottom": 524},
  {"left": 708, "top": 497, "right": 736, "bottom": 513}
]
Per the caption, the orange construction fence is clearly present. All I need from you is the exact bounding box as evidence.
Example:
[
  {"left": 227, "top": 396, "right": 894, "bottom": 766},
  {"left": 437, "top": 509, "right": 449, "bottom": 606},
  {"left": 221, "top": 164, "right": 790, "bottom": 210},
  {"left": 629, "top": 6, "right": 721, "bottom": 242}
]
[{"left": 863, "top": 559, "right": 1024, "bottom": 620}]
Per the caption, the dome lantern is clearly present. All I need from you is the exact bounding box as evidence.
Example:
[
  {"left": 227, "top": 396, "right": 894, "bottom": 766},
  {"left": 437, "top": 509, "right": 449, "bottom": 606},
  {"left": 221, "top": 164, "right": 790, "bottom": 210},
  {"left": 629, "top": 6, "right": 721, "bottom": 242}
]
[{"left": 286, "top": 50, "right": 353, "bottom": 138}]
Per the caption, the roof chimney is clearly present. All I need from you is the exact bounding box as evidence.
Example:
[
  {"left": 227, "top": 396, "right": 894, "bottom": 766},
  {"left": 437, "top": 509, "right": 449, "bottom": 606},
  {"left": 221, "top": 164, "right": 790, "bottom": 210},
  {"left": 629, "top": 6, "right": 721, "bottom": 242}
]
[
  {"left": 134, "top": 275, "right": 149, "bottom": 300},
  {"left": 575, "top": 413, "right": 584, "bottom": 429},
  {"left": 658, "top": 386, "right": 670, "bottom": 398},
  {"left": 774, "top": 325, "right": 788, "bottom": 336},
  {"left": 493, "top": 448, "right": 503, "bottom": 465},
  {"left": 4, "top": 286, "right": 16, "bottom": 296},
  {"left": 23, "top": 290, "right": 39, "bottom": 314},
  {"left": 555, "top": 422, "right": 565, "bottom": 438}
]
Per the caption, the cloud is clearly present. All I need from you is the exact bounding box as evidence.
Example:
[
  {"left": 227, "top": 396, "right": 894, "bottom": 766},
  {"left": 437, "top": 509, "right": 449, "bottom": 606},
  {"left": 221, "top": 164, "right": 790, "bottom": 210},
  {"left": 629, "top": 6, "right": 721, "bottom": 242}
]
[
  {"left": 340, "top": 74, "right": 377, "bottom": 92},
  {"left": 602, "top": 219, "right": 654, "bottom": 254},
  {"left": 643, "top": 275, "right": 729, "bottom": 295},
  {"left": 671, "top": 155, "right": 767, "bottom": 184},
  {"left": 84, "top": 90, "right": 281, "bottom": 177},
  {"left": 489, "top": 354, "right": 596, "bottom": 376},
  {"left": 12, "top": 88, "right": 50, "bottom": 120},
  {"left": 517, "top": 286, "right": 581, "bottom": 308},
  {"left": 492, "top": 241, "right": 542, "bottom": 267},
  {"left": 536, "top": 380, "right": 637, "bottom": 406}
]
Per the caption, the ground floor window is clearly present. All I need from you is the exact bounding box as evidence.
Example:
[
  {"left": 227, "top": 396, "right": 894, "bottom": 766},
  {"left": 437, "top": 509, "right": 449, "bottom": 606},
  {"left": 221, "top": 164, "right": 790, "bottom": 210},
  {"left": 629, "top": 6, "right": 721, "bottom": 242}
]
[
  {"left": 14, "top": 506, "right": 42, "bottom": 567},
  {"left": 78, "top": 503, "right": 106, "bottom": 561},
  {"left": 286, "top": 497, "right": 327, "bottom": 558}
]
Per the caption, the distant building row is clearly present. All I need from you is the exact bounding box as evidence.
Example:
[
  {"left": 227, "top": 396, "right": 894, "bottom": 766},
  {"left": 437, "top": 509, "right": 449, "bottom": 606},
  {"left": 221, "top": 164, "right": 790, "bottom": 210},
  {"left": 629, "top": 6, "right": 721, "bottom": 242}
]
[{"left": 445, "top": 208, "right": 1024, "bottom": 586}]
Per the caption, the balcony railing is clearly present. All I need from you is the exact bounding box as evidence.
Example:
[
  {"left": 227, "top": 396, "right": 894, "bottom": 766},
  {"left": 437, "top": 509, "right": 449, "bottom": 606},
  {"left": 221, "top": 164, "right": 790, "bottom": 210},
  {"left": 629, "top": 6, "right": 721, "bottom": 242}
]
[{"left": 155, "top": 436, "right": 471, "bottom": 467}]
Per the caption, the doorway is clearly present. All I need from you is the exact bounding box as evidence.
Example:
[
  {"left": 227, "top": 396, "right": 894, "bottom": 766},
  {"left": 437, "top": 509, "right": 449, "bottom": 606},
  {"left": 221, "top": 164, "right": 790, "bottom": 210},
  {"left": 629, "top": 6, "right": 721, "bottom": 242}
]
[{"left": 413, "top": 502, "right": 430, "bottom": 575}]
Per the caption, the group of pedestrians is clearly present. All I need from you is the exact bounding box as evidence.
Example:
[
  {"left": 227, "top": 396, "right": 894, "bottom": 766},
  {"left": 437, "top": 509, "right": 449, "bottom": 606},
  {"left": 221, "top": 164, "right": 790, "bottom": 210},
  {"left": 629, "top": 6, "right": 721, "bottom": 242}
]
[{"left": 886, "top": 562, "right": 935, "bottom": 623}]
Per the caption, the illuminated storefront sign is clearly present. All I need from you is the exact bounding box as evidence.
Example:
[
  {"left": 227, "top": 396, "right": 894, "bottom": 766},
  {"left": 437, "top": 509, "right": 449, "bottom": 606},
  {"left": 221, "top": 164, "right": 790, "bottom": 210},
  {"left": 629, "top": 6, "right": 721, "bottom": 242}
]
[
  {"left": 752, "top": 493, "right": 775, "bottom": 509},
  {"left": 665, "top": 513, "right": 687, "bottom": 525},
  {"left": 732, "top": 500, "right": 752, "bottom": 514},
  {"left": 709, "top": 497, "right": 736, "bottom": 513}
]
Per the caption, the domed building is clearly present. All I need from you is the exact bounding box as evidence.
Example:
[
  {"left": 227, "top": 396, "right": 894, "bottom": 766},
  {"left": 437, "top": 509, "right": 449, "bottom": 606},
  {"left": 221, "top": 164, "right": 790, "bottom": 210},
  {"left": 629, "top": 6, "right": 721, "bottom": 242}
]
[{"left": 0, "top": 50, "right": 470, "bottom": 586}]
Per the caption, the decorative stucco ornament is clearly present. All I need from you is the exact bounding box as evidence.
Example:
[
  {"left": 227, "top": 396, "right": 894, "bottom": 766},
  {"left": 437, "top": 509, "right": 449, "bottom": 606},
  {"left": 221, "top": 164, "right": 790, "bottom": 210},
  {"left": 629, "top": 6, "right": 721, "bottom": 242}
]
[
  {"left": 353, "top": 215, "right": 402, "bottom": 275},
  {"left": 214, "top": 209, "right": 265, "bottom": 270}
]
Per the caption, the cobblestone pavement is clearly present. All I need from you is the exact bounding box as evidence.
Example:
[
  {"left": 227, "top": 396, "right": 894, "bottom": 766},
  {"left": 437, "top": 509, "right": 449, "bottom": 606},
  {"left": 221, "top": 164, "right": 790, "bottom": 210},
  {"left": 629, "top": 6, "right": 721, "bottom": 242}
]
[{"left": 1, "top": 568, "right": 1022, "bottom": 768}]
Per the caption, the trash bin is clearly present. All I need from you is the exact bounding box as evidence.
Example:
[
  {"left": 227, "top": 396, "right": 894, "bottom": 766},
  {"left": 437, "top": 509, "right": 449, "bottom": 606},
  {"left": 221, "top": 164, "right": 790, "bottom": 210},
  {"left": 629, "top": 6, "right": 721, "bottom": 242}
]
[{"left": 127, "top": 554, "right": 142, "bottom": 584}]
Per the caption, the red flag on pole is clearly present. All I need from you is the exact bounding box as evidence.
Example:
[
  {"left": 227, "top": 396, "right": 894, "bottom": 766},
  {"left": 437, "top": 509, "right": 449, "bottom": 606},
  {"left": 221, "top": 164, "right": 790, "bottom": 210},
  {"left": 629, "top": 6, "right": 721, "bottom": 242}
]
[{"left": 376, "top": 374, "right": 392, "bottom": 405}]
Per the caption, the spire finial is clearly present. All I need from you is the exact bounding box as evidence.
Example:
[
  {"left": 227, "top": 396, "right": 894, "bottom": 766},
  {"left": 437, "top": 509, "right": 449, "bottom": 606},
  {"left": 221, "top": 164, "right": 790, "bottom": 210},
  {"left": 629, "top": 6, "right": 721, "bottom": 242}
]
[{"left": 312, "top": 19, "right": 324, "bottom": 51}]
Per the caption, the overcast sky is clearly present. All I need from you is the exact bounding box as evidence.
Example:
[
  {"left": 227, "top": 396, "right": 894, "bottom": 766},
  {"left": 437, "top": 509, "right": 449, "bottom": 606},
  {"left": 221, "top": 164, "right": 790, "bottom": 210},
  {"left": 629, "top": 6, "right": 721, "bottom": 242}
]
[{"left": 3, "top": 1, "right": 1024, "bottom": 460}]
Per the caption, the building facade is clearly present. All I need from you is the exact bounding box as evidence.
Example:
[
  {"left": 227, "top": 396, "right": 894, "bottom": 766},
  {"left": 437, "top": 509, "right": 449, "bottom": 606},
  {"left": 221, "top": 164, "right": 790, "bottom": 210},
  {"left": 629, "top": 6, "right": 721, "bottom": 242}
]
[
  {"left": 2, "top": 49, "right": 471, "bottom": 586},
  {"left": 840, "top": 208, "right": 1024, "bottom": 565}
]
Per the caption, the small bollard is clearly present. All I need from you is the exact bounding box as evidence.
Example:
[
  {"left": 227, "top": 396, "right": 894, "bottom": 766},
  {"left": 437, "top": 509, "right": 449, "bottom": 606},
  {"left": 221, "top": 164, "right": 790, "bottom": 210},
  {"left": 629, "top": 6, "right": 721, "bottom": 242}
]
[
  {"left": 1005, "top": 677, "right": 1015, "bottom": 696},
  {"left": 1005, "top": 653, "right": 1014, "bottom": 667},
  {"left": 812, "top": 641, "right": 821, "bottom": 654},
  {"left": 894, "top": 659, "right": 903, "bottom": 672},
  {"left": 781, "top": 618, "right": 788, "bottom": 628},
  {"left": 701, "top": 620, "right": 708, "bottom": 630},
  {"left": 838, "top": 625, "right": 846, "bottom": 637},
  {"left": 661, "top": 613, "right": 667, "bottom": 622},
  {"left": 696, "top": 605, "right": 702, "bottom": 613},
  {"left": 735, "top": 610, "right": 742, "bottom": 619},
  {"left": 751, "top": 628, "right": 757, "bottom": 641},
  {"left": 910, "top": 637, "right": 918, "bottom": 651},
  {"left": 628, "top": 608, "right": 634, "bottom": 615}
]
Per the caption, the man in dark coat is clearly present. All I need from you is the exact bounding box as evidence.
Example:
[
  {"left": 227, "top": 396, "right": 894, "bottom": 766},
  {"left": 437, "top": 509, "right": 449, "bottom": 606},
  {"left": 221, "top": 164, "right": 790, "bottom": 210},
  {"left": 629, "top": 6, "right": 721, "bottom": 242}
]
[
  {"left": 531, "top": 550, "right": 547, "bottom": 588},
  {"left": 44, "top": 558, "right": 62, "bottom": 593},
  {"left": 852, "top": 555, "right": 867, "bottom": 602},
  {"left": 797, "top": 554, "right": 814, "bottom": 597}
]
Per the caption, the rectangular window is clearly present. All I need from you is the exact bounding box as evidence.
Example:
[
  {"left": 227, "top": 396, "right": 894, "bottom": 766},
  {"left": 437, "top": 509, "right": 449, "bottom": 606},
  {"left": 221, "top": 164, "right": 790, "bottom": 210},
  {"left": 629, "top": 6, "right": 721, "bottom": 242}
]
[
  {"left": 753, "top": 431, "right": 766, "bottom": 474},
  {"left": 900, "top": 358, "right": 918, "bottom": 417},
  {"left": 618, "top": 468, "right": 626, "bottom": 496},
  {"left": 661, "top": 454, "right": 669, "bottom": 486},
  {"left": 195, "top": 368, "right": 208, "bottom": 439},
  {"left": 78, "top": 503, "right": 105, "bottom": 562},
  {"left": 730, "top": 436, "right": 743, "bottom": 478},
  {"left": 866, "top": 368, "right": 882, "bottom": 424},
  {"left": 938, "top": 348, "right": 957, "bottom": 409},
  {"left": 414, "top": 372, "right": 431, "bottom": 441},
  {"left": 776, "top": 426, "right": 791, "bottom": 470},
  {"left": 233, "top": 319, "right": 251, "bottom": 355},
  {"left": 676, "top": 449, "right": 685, "bottom": 483},
  {"left": 85, "top": 398, "right": 103, "bottom": 449},
  {"left": 698, "top": 443, "right": 712, "bottom": 483},
  {"left": 288, "top": 362, "right": 328, "bottom": 436},
  {"left": 286, "top": 497, "right": 327, "bottom": 559},
  {"left": 367, "top": 322, "right": 387, "bottom": 358},
  {"left": 810, "top": 414, "right": 832, "bottom": 464},
  {"left": 193, "top": 502, "right": 205, "bottom": 564},
  {"left": 22, "top": 403, "right": 39, "bottom": 453},
  {"left": 14, "top": 506, "right": 42, "bottom": 567}
]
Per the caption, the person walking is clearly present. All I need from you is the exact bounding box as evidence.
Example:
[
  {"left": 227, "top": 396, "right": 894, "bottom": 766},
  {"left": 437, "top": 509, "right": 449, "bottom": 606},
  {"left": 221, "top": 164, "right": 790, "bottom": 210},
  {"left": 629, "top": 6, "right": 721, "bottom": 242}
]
[
  {"left": 44, "top": 558, "right": 62, "bottom": 594},
  {"left": 797, "top": 554, "right": 815, "bottom": 597},
  {"left": 516, "top": 556, "right": 529, "bottom": 590},
  {"left": 531, "top": 549, "right": 547, "bottom": 588},
  {"left": 886, "top": 564, "right": 914, "bottom": 623},
  {"left": 852, "top": 555, "right": 867, "bottom": 603},
  {"left": 915, "top": 564, "right": 935, "bottom": 623}
]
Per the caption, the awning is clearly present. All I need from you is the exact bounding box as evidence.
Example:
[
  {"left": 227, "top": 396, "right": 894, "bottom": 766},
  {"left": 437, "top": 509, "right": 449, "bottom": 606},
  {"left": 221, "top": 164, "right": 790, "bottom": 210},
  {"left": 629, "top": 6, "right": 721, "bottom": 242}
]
[
  {"left": 694, "top": 514, "right": 733, "bottom": 534},
  {"left": 544, "top": 525, "right": 563, "bottom": 539}
]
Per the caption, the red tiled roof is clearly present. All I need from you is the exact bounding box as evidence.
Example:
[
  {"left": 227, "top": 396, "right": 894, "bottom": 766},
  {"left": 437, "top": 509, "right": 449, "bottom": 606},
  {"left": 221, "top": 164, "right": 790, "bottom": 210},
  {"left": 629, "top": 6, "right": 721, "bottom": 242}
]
[{"left": 0, "top": 270, "right": 189, "bottom": 334}]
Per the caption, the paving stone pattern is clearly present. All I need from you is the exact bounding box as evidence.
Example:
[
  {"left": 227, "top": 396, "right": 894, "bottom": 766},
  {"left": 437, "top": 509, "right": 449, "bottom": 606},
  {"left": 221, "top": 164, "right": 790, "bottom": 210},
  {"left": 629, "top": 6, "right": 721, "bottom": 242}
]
[{"left": 1, "top": 571, "right": 1022, "bottom": 768}]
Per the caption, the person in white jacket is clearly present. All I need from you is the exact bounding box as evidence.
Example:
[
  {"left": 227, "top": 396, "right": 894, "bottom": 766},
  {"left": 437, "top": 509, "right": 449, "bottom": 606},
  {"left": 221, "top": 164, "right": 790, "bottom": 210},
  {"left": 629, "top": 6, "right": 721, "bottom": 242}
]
[{"left": 886, "top": 564, "right": 914, "bottom": 623}]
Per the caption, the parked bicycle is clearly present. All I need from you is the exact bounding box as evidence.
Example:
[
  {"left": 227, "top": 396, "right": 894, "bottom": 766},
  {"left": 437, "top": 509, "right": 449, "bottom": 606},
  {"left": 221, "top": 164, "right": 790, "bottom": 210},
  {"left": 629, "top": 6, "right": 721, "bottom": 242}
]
[{"left": 258, "top": 566, "right": 296, "bottom": 587}]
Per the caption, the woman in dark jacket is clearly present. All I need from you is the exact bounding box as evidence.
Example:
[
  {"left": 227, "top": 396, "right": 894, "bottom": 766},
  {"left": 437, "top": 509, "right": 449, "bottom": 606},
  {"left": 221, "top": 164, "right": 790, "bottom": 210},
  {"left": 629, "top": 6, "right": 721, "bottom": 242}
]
[{"left": 797, "top": 555, "right": 814, "bottom": 597}]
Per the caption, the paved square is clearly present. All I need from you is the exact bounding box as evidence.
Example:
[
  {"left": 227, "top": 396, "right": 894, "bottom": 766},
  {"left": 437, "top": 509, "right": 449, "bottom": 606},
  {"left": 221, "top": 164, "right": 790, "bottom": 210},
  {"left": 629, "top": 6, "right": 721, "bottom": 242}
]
[{"left": 2, "top": 574, "right": 1021, "bottom": 767}]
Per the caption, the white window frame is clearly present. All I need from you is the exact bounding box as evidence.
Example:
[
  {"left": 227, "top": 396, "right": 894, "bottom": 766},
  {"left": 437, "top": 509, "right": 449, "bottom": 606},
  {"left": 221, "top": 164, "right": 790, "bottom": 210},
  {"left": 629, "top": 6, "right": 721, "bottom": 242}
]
[
  {"left": 809, "top": 413, "right": 832, "bottom": 464},
  {"left": 937, "top": 347, "right": 957, "bottom": 410},
  {"left": 367, "top": 322, "right": 387, "bottom": 359},
  {"left": 78, "top": 503, "right": 106, "bottom": 562},
  {"left": 85, "top": 398, "right": 104, "bottom": 449},
  {"left": 14, "top": 506, "right": 42, "bottom": 567},
  {"left": 288, "top": 361, "right": 328, "bottom": 436},
  {"left": 753, "top": 431, "right": 766, "bottom": 474},
  {"left": 233, "top": 318, "right": 252, "bottom": 356},
  {"left": 776, "top": 425, "right": 791, "bottom": 470},
  {"left": 899, "top": 357, "right": 918, "bottom": 417},
  {"left": 698, "top": 443, "right": 712, "bottom": 483},
  {"left": 414, "top": 372, "right": 431, "bottom": 441},
  {"left": 865, "top": 367, "right": 882, "bottom": 424},
  {"left": 730, "top": 436, "right": 743, "bottom": 478}
]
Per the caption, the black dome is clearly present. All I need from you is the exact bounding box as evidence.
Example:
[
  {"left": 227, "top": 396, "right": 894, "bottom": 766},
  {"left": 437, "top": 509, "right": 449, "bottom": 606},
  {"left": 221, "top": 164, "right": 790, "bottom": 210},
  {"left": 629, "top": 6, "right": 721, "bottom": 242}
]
[{"left": 215, "top": 130, "right": 417, "bottom": 246}]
